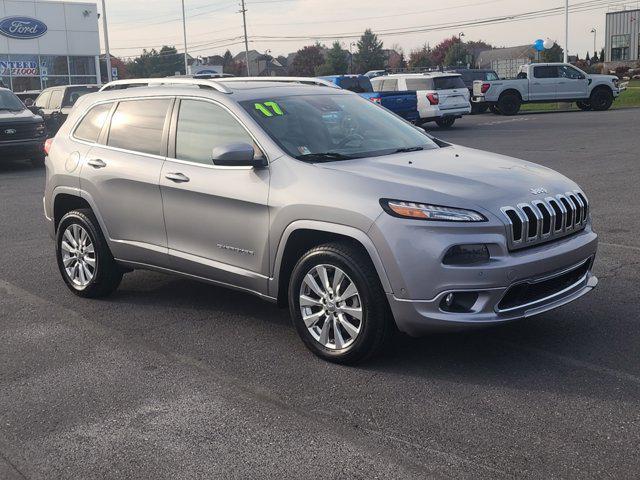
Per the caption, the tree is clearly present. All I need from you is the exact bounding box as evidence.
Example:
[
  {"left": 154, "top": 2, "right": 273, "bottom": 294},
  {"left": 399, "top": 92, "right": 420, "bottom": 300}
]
[
  {"left": 465, "top": 40, "right": 493, "bottom": 66},
  {"left": 431, "top": 36, "right": 461, "bottom": 66},
  {"left": 444, "top": 42, "right": 469, "bottom": 67},
  {"left": 316, "top": 41, "right": 349, "bottom": 75},
  {"left": 127, "top": 46, "right": 184, "bottom": 78},
  {"left": 289, "top": 45, "right": 324, "bottom": 76},
  {"left": 585, "top": 52, "right": 591, "bottom": 63},
  {"left": 354, "top": 29, "right": 385, "bottom": 73},
  {"left": 600, "top": 48, "right": 605, "bottom": 63},
  {"left": 541, "top": 43, "right": 564, "bottom": 63},
  {"left": 408, "top": 44, "right": 433, "bottom": 69},
  {"left": 592, "top": 51, "right": 599, "bottom": 63}
]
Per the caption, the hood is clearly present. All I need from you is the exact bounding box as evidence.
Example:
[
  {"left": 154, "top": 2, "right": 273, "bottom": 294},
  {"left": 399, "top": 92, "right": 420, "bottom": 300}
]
[
  {"left": 587, "top": 73, "right": 618, "bottom": 82},
  {"left": 0, "top": 108, "right": 42, "bottom": 125},
  {"left": 317, "top": 145, "right": 580, "bottom": 214}
]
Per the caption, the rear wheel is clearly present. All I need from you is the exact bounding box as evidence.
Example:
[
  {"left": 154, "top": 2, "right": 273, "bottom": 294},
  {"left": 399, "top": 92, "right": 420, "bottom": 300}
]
[
  {"left": 497, "top": 93, "right": 521, "bottom": 116},
  {"left": 589, "top": 88, "right": 613, "bottom": 111},
  {"left": 56, "top": 209, "right": 123, "bottom": 298},
  {"left": 576, "top": 100, "right": 592, "bottom": 111},
  {"left": 435, "top": 117, "right": 456, "bottom": 128},
  {"left": 471, "top": 104, "right": 488, "bottom": 114},
  {"left": 489, "top": 104, "right": 502, "bottom": 115},
  {"left": 288, "top": 242, "right": 392, "bottom": 364}
]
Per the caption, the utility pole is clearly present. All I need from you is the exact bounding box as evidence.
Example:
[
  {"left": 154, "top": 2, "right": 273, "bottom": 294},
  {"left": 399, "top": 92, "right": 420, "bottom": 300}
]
[
  {"left": 100, "top": 0, "right": 112, "bottom": 83},
  {"left": 564, "top": 0, "right": 569, "bottom": 63},
  {"left": 181, "top": 0, "right": 189, "bottom": 74},
  {"left": 590, "top": 28, "right": 597, "bottom": 59},
  {"left": 240, "top": 0, "right": 251, "bottom": 76}
]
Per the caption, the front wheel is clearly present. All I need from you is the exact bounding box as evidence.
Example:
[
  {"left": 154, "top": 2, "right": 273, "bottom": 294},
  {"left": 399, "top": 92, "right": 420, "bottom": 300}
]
[
  {"left": 435, "top": 117, "right": 456, "bottom": 128},
  {"left": 576, "top": 100, "right": 592, "bottom": 111},
  {"left": 589, "top": 88, "right": 613, "bottom": 111},
  {"left": 288, "top": 242, "right": 392, "bottom": 364},
  {"left": 56, "top": 209, "right": 123, "bottom": 298}
]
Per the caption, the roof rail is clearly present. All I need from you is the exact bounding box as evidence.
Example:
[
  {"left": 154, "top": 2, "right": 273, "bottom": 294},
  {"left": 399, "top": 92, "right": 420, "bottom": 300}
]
[
  {"left": 98, "top": 77, "right": 232, "bottom": 94},
  {"left": 217, "top": 76, "right": 341, "bottom": 89}
]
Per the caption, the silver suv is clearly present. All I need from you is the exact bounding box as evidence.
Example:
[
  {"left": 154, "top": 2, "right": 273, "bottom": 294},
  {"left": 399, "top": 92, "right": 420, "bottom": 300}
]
[{"left": 43, "top": 78, "right": 598, "bottom": 363}]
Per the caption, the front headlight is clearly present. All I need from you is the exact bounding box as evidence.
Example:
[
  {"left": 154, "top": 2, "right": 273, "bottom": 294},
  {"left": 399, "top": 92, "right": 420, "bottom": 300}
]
[{"left": 381, "top": 199, "right": 486, "bottom": 222}]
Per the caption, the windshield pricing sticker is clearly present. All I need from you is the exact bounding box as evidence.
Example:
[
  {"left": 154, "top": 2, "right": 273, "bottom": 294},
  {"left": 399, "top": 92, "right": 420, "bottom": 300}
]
[{"left": 255, "top": 101, "right": 284, "bottom": 117}]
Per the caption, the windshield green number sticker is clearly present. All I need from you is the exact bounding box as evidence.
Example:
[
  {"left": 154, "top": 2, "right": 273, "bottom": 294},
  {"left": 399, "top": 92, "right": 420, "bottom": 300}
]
[{"left": 255, "top": 101, "right": 284, "bottom": 117}]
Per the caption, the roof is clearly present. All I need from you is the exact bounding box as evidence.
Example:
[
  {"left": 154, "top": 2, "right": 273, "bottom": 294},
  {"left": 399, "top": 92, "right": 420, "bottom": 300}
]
[
  {"left": 476, "top": 45, "right": 536, "bottom": 65},
  {"left": 376, "top": 72, "right": 461, "bottom": 79}
]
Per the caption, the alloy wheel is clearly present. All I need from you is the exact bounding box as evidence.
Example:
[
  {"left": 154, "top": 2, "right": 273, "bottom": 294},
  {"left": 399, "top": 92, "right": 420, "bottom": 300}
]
[
  {"left": 60, "top": 224, "right": 96, "bottom": 287},
  {"left": 299, "top": 264, "right": 363, "bottom": 350}
]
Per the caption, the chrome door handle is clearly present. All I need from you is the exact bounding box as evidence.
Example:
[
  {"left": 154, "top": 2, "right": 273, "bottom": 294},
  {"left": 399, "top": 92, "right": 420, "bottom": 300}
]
[
  {"left": 165, "top": 172, "right": 190, "bottom": 183},
  {"left": 87, "top": 158, "right": 106, "bottom": 168}
]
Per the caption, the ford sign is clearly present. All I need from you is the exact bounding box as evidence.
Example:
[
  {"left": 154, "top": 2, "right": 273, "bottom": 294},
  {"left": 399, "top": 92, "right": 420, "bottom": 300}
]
[{"left": 0, "top": 17, "right": 47, "bottom": 39}]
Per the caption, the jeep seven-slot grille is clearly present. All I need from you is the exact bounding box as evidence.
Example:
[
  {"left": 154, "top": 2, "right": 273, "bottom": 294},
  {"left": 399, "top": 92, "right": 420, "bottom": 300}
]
[{"left": 501, "top": 191, "right": 589, "bottom": 250}]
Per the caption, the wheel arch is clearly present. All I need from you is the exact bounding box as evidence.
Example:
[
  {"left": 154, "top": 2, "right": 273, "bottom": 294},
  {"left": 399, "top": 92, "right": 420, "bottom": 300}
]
[
  {"left": 498, "top": 89, "right": 523, "bottom": 102},
  {"left": 271, "top": 221, "right": 392, "bottom": 307}
]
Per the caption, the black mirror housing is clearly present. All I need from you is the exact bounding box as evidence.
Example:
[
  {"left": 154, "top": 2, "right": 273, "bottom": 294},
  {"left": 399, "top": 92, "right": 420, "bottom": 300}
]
[{"left": 212, "top": 142, "right": 267, "bottom": 168}]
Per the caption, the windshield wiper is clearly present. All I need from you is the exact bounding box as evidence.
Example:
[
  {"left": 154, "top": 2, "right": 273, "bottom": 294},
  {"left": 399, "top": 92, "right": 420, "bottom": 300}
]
[
  {"left": 394, "top": 146, "right": 425, "bottom": 153},
  {"left": 296, "top": 152, "right": 355, "bottom": 162}
]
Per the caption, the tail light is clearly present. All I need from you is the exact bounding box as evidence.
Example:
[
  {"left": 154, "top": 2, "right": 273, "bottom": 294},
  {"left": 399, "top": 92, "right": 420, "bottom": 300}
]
[
  {"left": 426, "top": 93, "right": 439, "bottom": 105},
  {"left": 369, "top": 97, "right": 382, "bottom": 104},
  {"left": 44, "top": 138, "right": 53, "bottom": 155},
  {"left": 481, "top": 83, "right": 491, "bottom": 94}
]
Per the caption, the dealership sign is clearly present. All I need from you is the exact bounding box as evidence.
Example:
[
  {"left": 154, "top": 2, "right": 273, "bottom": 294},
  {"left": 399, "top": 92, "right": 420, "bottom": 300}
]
[
  {"left": 0, "top": 61, "right": 39, "bottom": 76},
  {"left": 0, "top": 16, "right": 47, "bottom": 39}
]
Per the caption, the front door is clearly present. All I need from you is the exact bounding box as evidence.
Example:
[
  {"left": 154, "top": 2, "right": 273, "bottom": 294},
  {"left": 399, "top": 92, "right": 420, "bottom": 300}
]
[
  {"left": 80, "top": 97, "right": 173, "bottom": 266},
  {"left": 557, "top": 65, "right": 590, "bottom": 100},
  {"left": 159, "top": 98, "right": 270, "bottom": 295},
  {"left": 530, "top": 66, "right": 558, "bottom": 101}
]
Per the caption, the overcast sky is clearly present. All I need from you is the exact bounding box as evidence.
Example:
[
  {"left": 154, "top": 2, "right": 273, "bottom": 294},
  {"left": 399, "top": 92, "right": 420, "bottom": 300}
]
[{"left": 88, "top": 0, "right": 638, "bottom": 59}]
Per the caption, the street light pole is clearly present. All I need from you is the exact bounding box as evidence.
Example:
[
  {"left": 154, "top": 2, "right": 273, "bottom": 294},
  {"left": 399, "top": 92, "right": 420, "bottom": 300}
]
[
  {"left": 181, "top": 0, "right": 189, "bottom": 74},
  {"left": 564, "top": 0, "right": 569, "bottom": 63},
  {"left": 100, "top": 0, "right": 112, "bottom": 83},
  {"left": 590, "top": 28, "right": 597, "bottom": 59}
]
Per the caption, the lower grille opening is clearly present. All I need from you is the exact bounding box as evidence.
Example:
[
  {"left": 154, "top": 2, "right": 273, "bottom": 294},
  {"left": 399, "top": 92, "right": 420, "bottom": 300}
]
[{"left": 498, "top": 260, "right": 591, "bottom": 311}]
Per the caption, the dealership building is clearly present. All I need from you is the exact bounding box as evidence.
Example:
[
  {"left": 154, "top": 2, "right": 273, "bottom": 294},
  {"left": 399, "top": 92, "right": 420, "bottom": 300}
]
[
  {"left": 605, "top": 8, "right": 640, "bottom": 64},
  {"left": 0, "top": 0, "right": 100, "bottom": 92}
]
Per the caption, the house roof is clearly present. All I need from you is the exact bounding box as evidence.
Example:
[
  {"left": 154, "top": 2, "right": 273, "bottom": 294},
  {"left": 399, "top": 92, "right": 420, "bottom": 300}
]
[{"left": 476, "top": 45, "right": 536, "bottom": 65}]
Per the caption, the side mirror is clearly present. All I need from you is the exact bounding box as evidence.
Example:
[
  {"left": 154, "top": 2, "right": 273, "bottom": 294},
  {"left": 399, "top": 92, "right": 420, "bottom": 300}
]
[{"left": 212, "top": 142, "right": 267, "bottom": 168}]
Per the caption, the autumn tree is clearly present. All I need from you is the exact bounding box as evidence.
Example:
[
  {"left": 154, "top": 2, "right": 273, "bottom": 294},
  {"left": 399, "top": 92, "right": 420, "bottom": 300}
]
[
  {"left": 408, "top": 44, "right": 433, "bottom": 69},
  {"left": 289, "top": 45, "right": 324, "bottom": 76},
  {"left": 431, "top": 36, "right": 462, "bottom": 66}
]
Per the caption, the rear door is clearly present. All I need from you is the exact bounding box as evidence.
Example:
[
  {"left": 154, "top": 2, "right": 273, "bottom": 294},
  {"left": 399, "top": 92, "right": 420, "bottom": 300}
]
[
  {"left": 530, "top": 66, "right": 559, "bottom": 101},
  {"left": 80, "top": 97, "right": 173, "bottom": 266},
  {"left": 432, "top": 75, "right": 470, "bottom": 111},
  {"left": 159, "top": 98, "right": 270, "bottom": 294}
]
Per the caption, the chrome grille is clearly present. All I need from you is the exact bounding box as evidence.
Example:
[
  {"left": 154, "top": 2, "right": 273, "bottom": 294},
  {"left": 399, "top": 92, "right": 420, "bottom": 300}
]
[{"left": 501, "top": 191, "right": 590, "bottom": 250}]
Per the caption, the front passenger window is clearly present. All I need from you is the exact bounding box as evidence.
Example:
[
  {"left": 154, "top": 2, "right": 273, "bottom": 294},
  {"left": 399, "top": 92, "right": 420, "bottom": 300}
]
[{"left": 175, "top": 100, "right": 256, "bottom": 165}]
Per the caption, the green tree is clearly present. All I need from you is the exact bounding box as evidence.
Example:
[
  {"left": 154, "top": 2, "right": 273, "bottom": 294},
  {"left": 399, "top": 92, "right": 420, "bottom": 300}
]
[
  {"left": 354, "top": 29, "right": 385, "bottom": 73},
  {"left": 600, "top": 48, "right": 605, "bottom": 62},
  {"left": 444, "top": 42, "right": 469, "bottom": 67},
  {"left": 408, "top": 44, "right": 433, "bottom": 69},
  {"left": 289, "top": 45, "right": 324, "bottom": 76},
  {"left": 541, "top": 43, "right": 564, "bottom": 63},
  {"left": 316, "top": 41, "right": 349, "bottom": 75},
  {"left": 431, "top": 36, "right": 461, "bottom": 65},
  {"left": 127, "top": 46, "right": 184, "bottom": 78}
]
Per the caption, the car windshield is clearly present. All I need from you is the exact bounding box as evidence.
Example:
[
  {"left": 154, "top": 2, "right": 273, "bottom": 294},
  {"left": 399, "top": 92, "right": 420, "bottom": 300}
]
[
  {"left": 240, "top": 94, "right": 437, "bottom": 161},
  {"left": 0, "top": 90, "right": 25, "bottom": 111}
]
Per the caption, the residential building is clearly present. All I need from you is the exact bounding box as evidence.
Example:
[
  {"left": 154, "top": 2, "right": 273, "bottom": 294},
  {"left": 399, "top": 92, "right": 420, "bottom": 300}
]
[{"left": 476, "top": 45, "right": 536, "bottom": 78}]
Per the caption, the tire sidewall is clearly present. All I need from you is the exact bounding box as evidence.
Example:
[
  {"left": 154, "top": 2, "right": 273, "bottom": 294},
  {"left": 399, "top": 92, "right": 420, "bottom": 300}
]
[
  {"left": 56, "top": 211, "right": 102, "bottom": 294},
  {"left": 288, "top": 249, "right": 382, "bottom": 362},
  {"left": 590, "top": 88, "right": 613, "bottom": 111},
  {"left": 498, "top": 94, "right": 520, "bottom": 116}
]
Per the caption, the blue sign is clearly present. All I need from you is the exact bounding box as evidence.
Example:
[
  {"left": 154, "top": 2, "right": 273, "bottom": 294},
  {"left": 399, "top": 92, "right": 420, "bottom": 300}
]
[{"left": 0, "top": 17, "right": 47, "bottom": 39}]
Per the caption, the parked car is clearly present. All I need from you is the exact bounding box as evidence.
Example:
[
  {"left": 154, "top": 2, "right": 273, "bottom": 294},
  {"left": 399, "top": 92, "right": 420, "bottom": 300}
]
[
  {"left": 447, "top": 68, "right": 499, "bottom": 114},
  {"left": 371, "top": 73, "right": 471, "bottom": 128},
  {"left": 15, "top": 90, "right": 42, "bottom": 107},
  {"left": 473, "top": 63, "right": 623, "bottom": 115},
  {"left": 0, "top": 87, "right": 47, "bottom": 166},
  {"left": 34, "top": 85, "right": 100, "bottom": 135},
  {"left": 44, "top": 77, "right": 598, "bottom": 363},
  {"left": 364, "top": 70, "right": 387, "bottom": 79},
  {"left": 320, "top": 75, "right": 420, "bottom": 123}
]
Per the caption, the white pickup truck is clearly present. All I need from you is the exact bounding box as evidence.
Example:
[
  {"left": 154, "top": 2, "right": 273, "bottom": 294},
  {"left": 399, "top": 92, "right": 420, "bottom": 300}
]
[{"left": 472, "top": 62, "right": 623, "bottom": 115}]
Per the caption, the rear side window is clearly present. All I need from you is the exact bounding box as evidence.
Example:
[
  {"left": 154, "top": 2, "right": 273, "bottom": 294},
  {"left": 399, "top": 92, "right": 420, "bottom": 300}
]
[
  {"left": 74, "top": 103, "right": 112, "bottom": 143},
  {"left": 486, "top": 71, "right": 499, "bottom": 81},
  {"left": 432, "top": 76, "right": 466, "bottom": 90},
  {"left": 175, "top": 99, "right": 255, "bottom": 165},
  {"left": 371, "top": 79, "right": 383, "bottom": 92},
  {"left": 35, "top": 91, "right": 51, "bottom": 108},
  {"left": 381, "top": 79, "right": 398, "bottom": 91},
  {"left": 107, "top": 99, "right": 171, "bottom": 156},
  {"left": 405, "top": 78, "right": 433, "bottom": 90},
  {"left": 49, "top": 90, "right": 64, "bottom": 109},
  {"left": 533, "top": 66, "right": 559, "bottom": 79},
  {"left": 64, "top": 86, "right": 99, "bottom": 107},
  {"left": 339, "top": 77, "right": 372, "bottom": 93}
]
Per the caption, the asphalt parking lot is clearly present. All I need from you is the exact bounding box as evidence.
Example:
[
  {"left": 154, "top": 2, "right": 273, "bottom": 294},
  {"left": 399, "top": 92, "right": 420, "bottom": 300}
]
[{"left": 1, "top": 108, "right": 639, "bottom": 479}]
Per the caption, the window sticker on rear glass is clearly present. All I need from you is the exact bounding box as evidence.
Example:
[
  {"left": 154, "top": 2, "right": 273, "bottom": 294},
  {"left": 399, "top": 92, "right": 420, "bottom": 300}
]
[{"left": 254, "top": 101, "right": 284, "bottom": 117}]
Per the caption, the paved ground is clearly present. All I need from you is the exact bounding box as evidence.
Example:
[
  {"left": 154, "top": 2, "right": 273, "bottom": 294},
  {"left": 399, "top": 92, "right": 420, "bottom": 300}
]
[{"left": 1, "top": 108, "right": 639, "bottom": 479}]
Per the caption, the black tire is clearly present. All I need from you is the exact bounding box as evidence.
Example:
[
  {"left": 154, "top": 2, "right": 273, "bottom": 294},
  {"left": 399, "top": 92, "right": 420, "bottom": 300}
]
[
  {"left": 497, "top": 92, "right": 521, "bottom": 116},
  {"left": 589, "top": 88, "right": 613, "bottom": 111},
  {"left": 471, "top": 104, "right": 489, "bottom": 115},
  {"left": 576, "top": 100, "right": 592, "bottom": 111},
  {"left": 489, "top": 104, "right": 502, "bottom": 115},
  {"left": 435, "top": 117, "right": 456, "bottom": 128},
  {"left": 56, "top": 209, "right": 123, "bottom": 298},
  {"left": 288, "top": 242, "right": 392, "bottom": 364}
]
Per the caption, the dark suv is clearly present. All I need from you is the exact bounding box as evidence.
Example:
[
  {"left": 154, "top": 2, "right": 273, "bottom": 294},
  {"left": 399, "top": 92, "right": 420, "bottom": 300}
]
[
  {"left": 0, "top": 88, "right": 47, "bottom": 166},
  {"left": 34, "top": 85, "right": 99, "bottom": 135},
  {"left": 448, "top": 69, "right": 499, "bottom": 113}
]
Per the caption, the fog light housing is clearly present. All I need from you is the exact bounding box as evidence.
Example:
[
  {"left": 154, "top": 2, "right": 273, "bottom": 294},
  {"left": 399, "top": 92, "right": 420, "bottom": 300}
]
[
  {"left": 442, "top": 244, "right": 490, "bottom": 265},
  {"left": 440, "top": 292, "right": 479, "bottom": 313}
]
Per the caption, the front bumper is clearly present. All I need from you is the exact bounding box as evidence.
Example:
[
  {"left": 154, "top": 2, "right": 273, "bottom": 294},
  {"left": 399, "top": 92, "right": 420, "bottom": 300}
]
[{"left": 0, "top": 139, "right": 45, "bottom": 161}]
